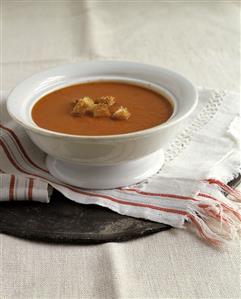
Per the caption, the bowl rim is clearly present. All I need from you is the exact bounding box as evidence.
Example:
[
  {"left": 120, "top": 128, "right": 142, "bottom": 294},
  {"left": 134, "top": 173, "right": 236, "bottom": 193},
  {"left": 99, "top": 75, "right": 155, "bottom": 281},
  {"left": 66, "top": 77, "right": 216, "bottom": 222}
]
[{"left": 7, "top": 60, "right": 198, "bottom": 140}]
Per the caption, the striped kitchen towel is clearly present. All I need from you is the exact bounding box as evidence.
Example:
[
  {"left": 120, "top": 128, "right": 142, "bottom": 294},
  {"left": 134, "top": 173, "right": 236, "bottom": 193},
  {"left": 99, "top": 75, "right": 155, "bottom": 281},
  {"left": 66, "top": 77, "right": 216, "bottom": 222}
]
[{"left": 0, "top": 89, "right": 240, "bottom": 245}]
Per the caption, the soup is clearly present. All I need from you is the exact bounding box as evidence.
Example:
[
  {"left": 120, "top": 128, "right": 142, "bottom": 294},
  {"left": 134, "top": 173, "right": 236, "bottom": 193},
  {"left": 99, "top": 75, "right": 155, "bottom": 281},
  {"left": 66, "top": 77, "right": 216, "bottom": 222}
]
[{"left": 31, "top": 81, "right": 173, "bottom": 136}]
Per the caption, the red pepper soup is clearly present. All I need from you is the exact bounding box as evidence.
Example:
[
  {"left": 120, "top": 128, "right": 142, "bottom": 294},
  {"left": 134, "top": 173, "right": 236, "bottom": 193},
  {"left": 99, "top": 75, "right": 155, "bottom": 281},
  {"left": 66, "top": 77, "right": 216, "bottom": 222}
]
[{"left": 31, "top": 82, "right": 173, "bottom": 136}]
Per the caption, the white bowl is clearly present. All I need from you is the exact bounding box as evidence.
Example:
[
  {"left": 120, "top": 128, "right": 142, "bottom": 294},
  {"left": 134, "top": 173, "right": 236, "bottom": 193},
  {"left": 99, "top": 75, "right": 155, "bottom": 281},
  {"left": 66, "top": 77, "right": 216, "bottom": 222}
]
[{"left": 7, "top": 61, "right": 198, "bottom": 188}]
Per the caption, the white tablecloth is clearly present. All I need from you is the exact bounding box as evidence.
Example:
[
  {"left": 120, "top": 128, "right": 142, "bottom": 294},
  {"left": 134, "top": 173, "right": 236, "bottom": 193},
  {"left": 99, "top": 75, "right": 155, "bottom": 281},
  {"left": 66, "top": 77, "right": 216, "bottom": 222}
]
[{"left": 1, "top": 2, "right": 240, "bottom": 298}]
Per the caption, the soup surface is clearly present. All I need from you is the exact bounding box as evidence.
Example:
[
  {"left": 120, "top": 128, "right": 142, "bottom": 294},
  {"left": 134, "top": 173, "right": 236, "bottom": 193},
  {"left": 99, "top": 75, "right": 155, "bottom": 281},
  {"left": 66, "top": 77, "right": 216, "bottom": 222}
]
[{"left": 32, "top": 82, "right": 173, "bottom": 136}]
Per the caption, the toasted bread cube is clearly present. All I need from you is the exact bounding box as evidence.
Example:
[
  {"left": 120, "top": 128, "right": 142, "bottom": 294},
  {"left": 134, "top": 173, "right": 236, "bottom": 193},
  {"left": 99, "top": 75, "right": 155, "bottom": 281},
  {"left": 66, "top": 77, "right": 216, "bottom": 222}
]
[
  {"left": 71, "top": 96, "right": 95, "bottom": 115},
  {"left": 95, "top": 96, "right": 115, "bottom": 106},
  {"left": 71, "top": 99, "right": 78, "bottom": 107},
  {"left": 93, "top": 104, "right": 111, "bottom": 117},
  {"left": 112, "top": 106, "right": 131, "bottom": 120}
]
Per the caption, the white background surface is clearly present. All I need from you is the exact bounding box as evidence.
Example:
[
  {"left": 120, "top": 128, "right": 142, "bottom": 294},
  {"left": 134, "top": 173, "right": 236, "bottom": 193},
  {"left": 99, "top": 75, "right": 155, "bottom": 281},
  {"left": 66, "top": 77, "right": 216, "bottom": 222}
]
[{"left": 1, "top": 1, "right": 240, "bottom": 298}]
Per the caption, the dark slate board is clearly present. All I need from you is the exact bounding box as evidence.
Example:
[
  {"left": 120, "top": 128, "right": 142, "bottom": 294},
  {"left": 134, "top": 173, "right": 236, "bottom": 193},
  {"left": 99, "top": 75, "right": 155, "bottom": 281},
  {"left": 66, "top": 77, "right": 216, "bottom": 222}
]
[{"left": 0, "top": 176, "right": 240, "bottom": 244}]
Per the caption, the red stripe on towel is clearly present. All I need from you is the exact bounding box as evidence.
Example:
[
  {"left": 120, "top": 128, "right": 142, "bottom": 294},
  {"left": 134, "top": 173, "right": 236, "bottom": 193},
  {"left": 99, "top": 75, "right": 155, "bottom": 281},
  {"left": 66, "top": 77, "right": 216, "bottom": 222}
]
[
  {"left": 28, "top": 178, "right": 34, "bottom": 200},
  {"left": 0, "top": 124, "right": 49, "bottom": 173},
  {"left": 119, "top": 188, "right": 199, "bottom": 201},
  {"left": 9, "top": 175, "right": 15, "bottom": 201}
]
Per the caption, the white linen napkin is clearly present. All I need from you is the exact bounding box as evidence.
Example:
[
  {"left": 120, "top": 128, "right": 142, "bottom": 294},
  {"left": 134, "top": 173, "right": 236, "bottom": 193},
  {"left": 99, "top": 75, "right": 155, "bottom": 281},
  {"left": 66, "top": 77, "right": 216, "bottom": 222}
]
[{"left": 0, "top": 88, "right": 240, "bottom": 245}]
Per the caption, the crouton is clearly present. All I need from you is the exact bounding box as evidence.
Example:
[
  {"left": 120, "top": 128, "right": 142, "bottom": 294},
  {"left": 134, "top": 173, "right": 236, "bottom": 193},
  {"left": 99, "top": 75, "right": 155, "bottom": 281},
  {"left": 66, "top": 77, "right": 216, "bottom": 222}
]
[
  {"left": 71, "top": 96, "right": 95, "bottom": 115},
  {"left": 112, "top": 106, "right": 131, "bottom": 120},
  {"left": 92, "top": 104, "right": 111, "bottom": 117},
  {"left": 95, "top": 96, "right": 115, "bottom": 106},
  {"left": 71, "top": 95, "right": 130, "bottom": 121},
  {"left": 70, "top": 99, "right": 78, "bottom": 107}
]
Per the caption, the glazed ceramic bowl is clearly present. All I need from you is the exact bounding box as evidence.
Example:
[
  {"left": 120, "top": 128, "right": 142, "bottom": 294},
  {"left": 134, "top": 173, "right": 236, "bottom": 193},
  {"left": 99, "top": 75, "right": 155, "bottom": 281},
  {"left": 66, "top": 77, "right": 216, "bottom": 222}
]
[{"left": 7, "top": 61, "right": 197, "bottom": 188}]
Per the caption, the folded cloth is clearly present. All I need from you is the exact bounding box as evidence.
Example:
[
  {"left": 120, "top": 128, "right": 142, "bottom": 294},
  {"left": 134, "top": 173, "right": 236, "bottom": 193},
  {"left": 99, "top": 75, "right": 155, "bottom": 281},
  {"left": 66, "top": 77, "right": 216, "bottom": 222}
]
[{"left": 0, "top": 89, "right": 240, "bottom": 245}]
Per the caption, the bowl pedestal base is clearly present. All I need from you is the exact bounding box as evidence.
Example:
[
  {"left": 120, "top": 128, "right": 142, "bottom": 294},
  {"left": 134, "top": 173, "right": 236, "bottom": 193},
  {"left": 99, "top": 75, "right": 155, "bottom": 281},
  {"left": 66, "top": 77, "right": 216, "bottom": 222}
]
[{"left": 46, "top": 150, "right": 164, "bottom": 189}]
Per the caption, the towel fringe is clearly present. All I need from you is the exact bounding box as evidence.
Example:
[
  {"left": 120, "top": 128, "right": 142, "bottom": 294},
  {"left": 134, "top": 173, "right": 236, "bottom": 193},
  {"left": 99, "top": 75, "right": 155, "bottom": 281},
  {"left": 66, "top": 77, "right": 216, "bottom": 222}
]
[{"left": 186, "top": 179, "right": 241, "bottom": 246}]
